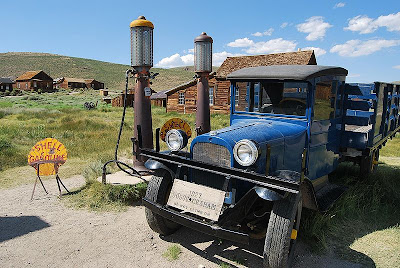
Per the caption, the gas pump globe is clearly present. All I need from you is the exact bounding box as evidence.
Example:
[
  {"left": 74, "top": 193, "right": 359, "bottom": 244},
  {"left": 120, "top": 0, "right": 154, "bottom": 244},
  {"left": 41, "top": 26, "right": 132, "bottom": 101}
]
[
  {"left": 194, "top": 32, "right": 213, "bottom": 73},
  {"left": 130, "top": 15, "right": 154, "bottom": 69}
]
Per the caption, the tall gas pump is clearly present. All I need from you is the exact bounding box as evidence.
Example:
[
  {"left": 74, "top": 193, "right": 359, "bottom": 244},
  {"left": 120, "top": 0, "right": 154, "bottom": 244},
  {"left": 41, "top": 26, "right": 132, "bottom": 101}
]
[
  {"left": 130, "top": 16, "right": 154, "bottom": 167},
  {"left": 102, "top": 16, "right": 156, "bottom": 183}
]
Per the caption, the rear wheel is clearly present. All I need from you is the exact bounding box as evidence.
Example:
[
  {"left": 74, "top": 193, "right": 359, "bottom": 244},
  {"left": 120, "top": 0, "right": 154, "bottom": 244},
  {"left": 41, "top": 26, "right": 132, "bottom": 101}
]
[
  {"left": 360, "top": 149, "right": 379, "bottom": 178},
  {"left": 263, "top": 193, "right": 302, "bottom": 268},
  {"left": 145, "top": 172, "right": 181, "bottom": 235}
]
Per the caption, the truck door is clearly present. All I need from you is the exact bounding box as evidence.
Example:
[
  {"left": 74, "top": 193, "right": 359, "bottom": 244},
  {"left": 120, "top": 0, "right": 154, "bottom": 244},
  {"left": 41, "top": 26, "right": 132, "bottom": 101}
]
[{"left": 308, "top": 78, "right": 342, "bottom": 180}]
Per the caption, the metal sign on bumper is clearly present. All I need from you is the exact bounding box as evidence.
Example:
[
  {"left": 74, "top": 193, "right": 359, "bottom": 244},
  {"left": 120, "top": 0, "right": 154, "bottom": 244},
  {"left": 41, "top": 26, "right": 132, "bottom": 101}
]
[{"left": 167, "top": 179, "right": 225, "bottom": 221}]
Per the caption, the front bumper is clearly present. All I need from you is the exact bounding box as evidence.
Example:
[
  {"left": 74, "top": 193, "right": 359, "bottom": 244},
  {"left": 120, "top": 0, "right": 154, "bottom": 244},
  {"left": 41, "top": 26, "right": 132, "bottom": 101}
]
[
  {"left": 140, "top": 148, "right": 300, "bottom": 194},
  {"left": 143, "top": 197, "right": 250, "bottom": 244}
]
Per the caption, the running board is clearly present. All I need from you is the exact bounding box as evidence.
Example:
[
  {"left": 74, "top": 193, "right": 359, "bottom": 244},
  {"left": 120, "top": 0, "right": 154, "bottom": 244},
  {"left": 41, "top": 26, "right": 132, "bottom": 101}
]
[{"left": 315, "top": 183, "right": 347, "bottom": 212}]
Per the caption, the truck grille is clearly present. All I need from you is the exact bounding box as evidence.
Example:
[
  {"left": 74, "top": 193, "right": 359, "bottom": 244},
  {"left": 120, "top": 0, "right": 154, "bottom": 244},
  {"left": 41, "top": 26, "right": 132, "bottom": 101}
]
[
  {"left": 192, "top": 142, "right": 231, "bottom": 167},
  {"left": 191, "top": 142, "right": 231, "bottom": 189}
]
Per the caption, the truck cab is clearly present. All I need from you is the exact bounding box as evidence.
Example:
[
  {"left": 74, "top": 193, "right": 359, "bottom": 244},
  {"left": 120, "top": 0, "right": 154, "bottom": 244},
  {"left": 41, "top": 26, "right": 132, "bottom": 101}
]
[{"left": 141, "top": 65, "right": 399, "bottom": 268}]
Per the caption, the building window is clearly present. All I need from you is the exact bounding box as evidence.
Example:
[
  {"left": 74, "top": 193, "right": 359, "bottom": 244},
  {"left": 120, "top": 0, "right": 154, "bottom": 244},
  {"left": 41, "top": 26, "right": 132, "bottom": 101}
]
[
  {"left": 18, "top": 83, "right": 20, "bottom": 89},
  {"left": 47, "top": 82, "right": 50, "bottom": 88},
  {"left": 235, "top": 86, "right": 240, "bottom": 106},
  {"left": 178, "top": 92, "right": 185, "bottom": 105},
  {"left": 5, "top": 85, "right": 9, "bottom": 90},
  {"left": 34, "top": 81, "right": 37, "bottom": 87},
  {"left": 209, "top": 87, "right": 214, "bottom": 105},
  {"left": 26, "top": 83, "right": 28, "bottom": 89}
]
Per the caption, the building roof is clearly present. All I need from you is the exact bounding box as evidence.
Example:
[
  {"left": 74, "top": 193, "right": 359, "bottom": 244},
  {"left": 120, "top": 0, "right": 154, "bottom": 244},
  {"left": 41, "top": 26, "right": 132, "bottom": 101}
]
[
  {"left": 0, "top": 77, "right": 14, "bottom": 84},
  {"left": 164, "top": 79, "right": 197, "bottom": 96},
  {"left": 64, "top": 77, "right": 87, "bottom": 83},
  {"left": 227, "top": 65, "right": 348, "bottom": 80},
  {"left": 162, "top": 72, "right": 217, "bottom": 96},
  {"left": 85, "top": 79, "right": 100, "bottom": 83},
  {"left": 150, "top": 89, "right": 168, "bottom": 100},
  {"left": 15, "top": 71, "right": 42, "bottom": 81},
  {"left": 216, "top": 50, "right": 316, "bottom": 78}
]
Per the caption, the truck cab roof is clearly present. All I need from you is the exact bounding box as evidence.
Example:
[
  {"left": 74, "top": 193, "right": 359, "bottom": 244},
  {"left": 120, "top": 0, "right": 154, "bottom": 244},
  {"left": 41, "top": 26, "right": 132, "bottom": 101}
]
[{"left": 227, "top": 65, "right": 348, "bottom": 81}]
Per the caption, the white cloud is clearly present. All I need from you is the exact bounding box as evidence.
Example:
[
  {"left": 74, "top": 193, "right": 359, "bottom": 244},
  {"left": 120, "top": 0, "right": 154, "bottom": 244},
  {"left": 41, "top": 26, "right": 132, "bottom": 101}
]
[
  {"left": 344, "top": 15, "right": 378, "bottom": 34},
  {"left": 180, "top": 54, "right": 194, "bottom": 65},
  {"left": 188, "top": 48, "right": 194, "bottom": 53},
  {"left": 156, "top": 51, "right": 244, "bottom": 68},
  {"left": 280, "top": 22, "right": 289, "bottom": 28},
  {"left": 156, "top": 53, "right": 194, "bottom": 68},
  {"left": 302, "top": 47, "right": 327, "bottom": 56},
  {"left": 394, "top": 65, "right": 400, "bottom": 69},
  {"left": 345, "top": 12, "right": 400, "bottom": 34},
  {"left": 245, "top": 38, "right": 297, "bottom": 54},
  {"left": 334, "top": 2, "right": 345, "bottom": 8},
  {"left": 227, "top": 37, "right": 254, "bottom": 47},
  {"left": 330, "top": 39, "right": 400, "bottom": 57},
  {"left": 296, "top": 16, "right": 333, "bottom": 41},
  {"left": 347, "top": 73, "right": 361, "bottom": 78},
  {"left": 375, "top": 12, "right": 400, "bottom": 32},
  {"left": 252, "top": 28, "right": 274, "bottom": 37},
  {"left": 252, "top": 32, "right": 263, "bottom": 37},
  {"left": 213, "top": 51, "right": 244, "bottom": 66}
]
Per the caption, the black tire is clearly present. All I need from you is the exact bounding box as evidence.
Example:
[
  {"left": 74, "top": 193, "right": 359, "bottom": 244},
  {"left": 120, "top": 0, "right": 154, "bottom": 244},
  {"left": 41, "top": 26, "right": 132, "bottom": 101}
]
[
  {"left": 145, "top": 172, "right": 181, "bottom": 235},
  {"left": 263, "top": 193, "right": 302, "bottom": 268},
  {"left": 360, "top": 150, "right": 379, "bottom": 178}
]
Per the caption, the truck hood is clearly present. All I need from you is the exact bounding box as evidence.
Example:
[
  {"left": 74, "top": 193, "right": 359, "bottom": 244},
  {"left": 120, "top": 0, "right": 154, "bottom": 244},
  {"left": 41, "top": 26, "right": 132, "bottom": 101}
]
[
  {"left": 191, "top": 119, "right": 307, "bottom": 148},
  {"left": 191, "top": 119, "right": 307, "bottom": 173}
]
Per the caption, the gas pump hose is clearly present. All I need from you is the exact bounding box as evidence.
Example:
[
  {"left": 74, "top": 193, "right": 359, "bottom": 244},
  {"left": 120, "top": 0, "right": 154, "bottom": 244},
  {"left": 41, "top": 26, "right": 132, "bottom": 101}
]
[{"left": 101, "top": 69, "right": 146, "bottom": 183}]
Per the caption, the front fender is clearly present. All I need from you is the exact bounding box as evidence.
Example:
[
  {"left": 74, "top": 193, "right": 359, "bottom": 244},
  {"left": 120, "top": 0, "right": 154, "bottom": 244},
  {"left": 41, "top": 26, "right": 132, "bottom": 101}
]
[
  {"left": 145, "top": 159, "right": 175, "bottom": 178},
  {"left": 254, "top": 187, "right": 284, "bottom": 201}
]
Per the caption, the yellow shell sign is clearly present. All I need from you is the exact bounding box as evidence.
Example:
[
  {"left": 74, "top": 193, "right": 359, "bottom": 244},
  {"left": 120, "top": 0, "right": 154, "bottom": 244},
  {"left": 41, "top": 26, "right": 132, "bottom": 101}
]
[
  {"left": 28, "top": 138, "right": 67, "bottom": 176},
  {"left": 160, "top": 118, "right": 192, "bottom": 141}
]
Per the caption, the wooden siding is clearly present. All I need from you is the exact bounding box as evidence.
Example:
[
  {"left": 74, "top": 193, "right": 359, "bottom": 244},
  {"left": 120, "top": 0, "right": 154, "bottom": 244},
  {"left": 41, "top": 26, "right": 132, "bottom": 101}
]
[
  {"left": 16, "top": 71, "right": 53, "bottom": 91},
  {"left": 166, "top": 78, "right": 230, "bottom": 114},
  {"left": 112, "top": 94, "right": 134, "bottom": 107}
]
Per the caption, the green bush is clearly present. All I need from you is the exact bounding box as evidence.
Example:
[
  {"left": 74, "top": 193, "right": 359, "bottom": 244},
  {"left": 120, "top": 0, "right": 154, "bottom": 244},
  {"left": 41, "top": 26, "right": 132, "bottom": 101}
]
[{"left": 65, "top": 180, "right": 147, "bottom": 211}]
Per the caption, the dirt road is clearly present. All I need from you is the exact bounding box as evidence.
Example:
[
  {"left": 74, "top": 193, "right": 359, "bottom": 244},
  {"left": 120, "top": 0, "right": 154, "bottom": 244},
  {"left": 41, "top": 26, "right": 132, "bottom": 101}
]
[{"left": 0, "top": 177, "right": 362, "bottom": 268}]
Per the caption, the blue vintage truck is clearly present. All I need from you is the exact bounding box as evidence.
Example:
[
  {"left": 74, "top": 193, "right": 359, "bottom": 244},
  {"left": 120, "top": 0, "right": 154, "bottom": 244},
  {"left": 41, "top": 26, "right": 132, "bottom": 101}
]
[{"left": 139, "top": 65, "right": 400, "bottom": 268}]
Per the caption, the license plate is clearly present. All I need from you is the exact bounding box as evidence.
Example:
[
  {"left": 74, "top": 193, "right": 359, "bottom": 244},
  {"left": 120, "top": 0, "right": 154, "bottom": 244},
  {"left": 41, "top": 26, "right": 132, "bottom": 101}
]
[{"left": 167, "top": 179, "right": 225, "bottom": 221}]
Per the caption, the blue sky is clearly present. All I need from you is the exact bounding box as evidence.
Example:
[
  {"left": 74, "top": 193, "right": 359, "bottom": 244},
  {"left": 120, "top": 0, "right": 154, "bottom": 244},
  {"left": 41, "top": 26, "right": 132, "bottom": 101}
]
[{"left": 0, "top": 0, "right": 399, "bottom": 83}]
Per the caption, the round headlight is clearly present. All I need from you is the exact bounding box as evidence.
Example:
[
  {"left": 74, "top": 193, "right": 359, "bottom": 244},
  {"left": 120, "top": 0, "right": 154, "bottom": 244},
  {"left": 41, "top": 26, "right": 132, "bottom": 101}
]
[
  {"left": 233, "top": 139, "right": 259, "bottom": 166},
  {"left": 165, "top": 129, "right": 188, "bottom": 151}
]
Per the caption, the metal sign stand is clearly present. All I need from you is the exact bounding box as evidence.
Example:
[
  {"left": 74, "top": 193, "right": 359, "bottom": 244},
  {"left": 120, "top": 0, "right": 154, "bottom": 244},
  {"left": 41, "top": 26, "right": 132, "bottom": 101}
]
[{"left": 30, "top": 163, "right": 70, "bottom": 200}]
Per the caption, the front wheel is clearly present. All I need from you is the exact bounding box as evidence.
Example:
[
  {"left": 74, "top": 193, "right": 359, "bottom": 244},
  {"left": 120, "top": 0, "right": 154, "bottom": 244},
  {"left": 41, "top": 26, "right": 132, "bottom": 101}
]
[
  {"left": 263, "top": 193, "right": 302, "bottom": 268},
  {"left": 145, "top": 172, "right": 181, "bottom": 235}
]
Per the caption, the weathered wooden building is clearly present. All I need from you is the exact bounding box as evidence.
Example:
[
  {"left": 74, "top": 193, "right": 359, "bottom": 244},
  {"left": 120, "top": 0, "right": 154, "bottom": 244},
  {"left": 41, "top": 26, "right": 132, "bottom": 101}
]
[
  {"left": 162, "top": 50, "right": 317, "bottom": 114},
  {"left": 85, "top": 79, "right": 104, "bottom": 90},
  {"left": 54, "top": 77, "right": 104, "bottom": 89},
  {"left": 150, "top": 90, "right": 168, "bottom": 108},
  {"left": 0, "top": 78, "right": 14, "bottom": 91},
  {"left": 15, "top": 71, "right": 54, "bottom": 91},
  {"left": 112, "top": 88, "right": 156, "bottom": 107}
]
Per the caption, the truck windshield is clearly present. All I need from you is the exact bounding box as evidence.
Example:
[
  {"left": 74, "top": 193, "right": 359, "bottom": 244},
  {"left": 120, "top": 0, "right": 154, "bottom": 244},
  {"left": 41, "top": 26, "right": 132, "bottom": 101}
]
[{"left": 234, "top": 81, "right": 308, "bottom": 116}]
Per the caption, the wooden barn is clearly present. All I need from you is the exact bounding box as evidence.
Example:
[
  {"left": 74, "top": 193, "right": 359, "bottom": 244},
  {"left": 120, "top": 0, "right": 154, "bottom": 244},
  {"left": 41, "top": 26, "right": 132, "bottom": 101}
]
[
  {"left": 54, "top": 77, "right": 104, "bottom": 89},
  {"left": 112, "top": 88, "right": 156, "bottom": 107},
  {"left": 0, "top": 78, "right": 14, "bottom": 92},
  {"left": 85, "top": 79, "right": 104, "bottom": 90},
  {"left": 55, "top": 77, "right": 86, "bottom": 89},
  {"left": 150, "top": 90, "right": 168, "bottom": 108},
  {"left": 15, "top": 71, "right": 53, "bottom": 91},
  {"left": 163, "top": 50, "right": 317, "bottom": 114}
]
